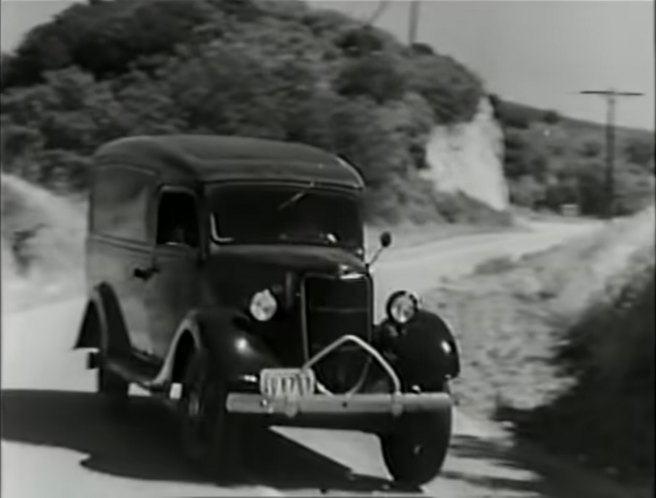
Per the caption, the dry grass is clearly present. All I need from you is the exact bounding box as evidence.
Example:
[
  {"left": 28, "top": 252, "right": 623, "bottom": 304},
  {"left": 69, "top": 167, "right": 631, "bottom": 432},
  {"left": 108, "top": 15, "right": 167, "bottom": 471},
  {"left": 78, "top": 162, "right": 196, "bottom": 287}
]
[
  {"left": 364, "top": 221, "right": 516, "bottom": 254},
  {"left": 423, "top": 206, "right": 655, "bottom": 484}
]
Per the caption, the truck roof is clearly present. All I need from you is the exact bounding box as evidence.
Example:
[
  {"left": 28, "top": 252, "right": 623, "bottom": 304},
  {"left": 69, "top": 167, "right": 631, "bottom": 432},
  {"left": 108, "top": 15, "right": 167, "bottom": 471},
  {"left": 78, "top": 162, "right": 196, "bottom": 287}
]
[{"left": 94, "top": 135, "right": 365, "bottom": 190}]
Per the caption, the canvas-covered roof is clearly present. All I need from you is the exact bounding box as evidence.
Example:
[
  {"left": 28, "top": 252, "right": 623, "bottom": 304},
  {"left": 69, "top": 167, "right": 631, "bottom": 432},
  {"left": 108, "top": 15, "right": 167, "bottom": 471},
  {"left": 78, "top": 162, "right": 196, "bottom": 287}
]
[{"left": 94, "top": 135, "right": 365, "bottom": 189}]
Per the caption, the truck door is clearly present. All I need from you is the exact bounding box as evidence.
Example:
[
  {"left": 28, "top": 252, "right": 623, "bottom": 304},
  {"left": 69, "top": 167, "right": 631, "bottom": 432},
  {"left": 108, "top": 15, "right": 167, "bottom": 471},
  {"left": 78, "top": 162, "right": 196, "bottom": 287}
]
[{"left": 144, "top": 188, "right": 202, "bottom": 359}]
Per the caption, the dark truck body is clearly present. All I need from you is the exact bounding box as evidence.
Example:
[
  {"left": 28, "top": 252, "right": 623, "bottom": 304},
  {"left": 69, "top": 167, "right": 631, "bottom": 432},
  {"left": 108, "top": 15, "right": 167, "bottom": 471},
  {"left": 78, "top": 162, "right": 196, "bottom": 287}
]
[{"left": 76, "top": 134, "right": 460, "bottom": 486}]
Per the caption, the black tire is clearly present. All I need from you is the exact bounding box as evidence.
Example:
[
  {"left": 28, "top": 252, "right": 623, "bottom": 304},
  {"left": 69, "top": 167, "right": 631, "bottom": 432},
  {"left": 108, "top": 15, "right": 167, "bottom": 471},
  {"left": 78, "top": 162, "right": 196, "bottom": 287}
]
[
  {"left": 97, "top": 359, "right": 129, "bottom": 411},
  {"left": 381, "top": 408, "right": 452, "bottom": 486},
  {"left": 178, "top": 351, "right": 241, "bottom": 480}
]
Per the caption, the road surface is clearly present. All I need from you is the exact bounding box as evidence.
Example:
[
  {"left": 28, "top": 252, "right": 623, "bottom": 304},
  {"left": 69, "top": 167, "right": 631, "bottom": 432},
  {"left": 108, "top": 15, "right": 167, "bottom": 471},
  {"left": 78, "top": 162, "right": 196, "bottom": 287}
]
[{"left": 4, "top": 218, "right": 631, "bottom": 498}]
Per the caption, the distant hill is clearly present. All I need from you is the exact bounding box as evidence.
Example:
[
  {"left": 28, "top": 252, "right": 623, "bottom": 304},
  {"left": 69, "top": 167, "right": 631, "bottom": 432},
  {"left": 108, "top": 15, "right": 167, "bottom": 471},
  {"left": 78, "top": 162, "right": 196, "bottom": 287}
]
[{"left": 490, "top": 97, "right": 655, "bottom": 217}]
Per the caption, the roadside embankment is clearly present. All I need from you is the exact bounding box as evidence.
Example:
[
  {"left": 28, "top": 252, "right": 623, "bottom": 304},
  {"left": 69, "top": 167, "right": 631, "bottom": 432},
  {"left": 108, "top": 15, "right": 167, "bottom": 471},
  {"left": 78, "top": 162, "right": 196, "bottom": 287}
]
[{"left": 423, "top": 206, "right": 654, "bottom": 487}]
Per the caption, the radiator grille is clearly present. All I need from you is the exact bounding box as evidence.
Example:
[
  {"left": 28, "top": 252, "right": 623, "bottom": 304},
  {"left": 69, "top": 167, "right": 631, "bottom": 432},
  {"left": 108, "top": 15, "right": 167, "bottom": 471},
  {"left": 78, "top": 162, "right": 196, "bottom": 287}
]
[{"left": 303, "top": 274, "right": 372, "bottom": 393}]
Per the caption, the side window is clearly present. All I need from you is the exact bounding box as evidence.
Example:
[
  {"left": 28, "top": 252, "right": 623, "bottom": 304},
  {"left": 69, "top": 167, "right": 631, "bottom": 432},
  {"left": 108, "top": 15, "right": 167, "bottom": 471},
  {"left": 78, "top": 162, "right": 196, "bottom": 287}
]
[
  {"left": 156, "top": 191, "right": 199, "bottom": 248},
  {"left": 92, "top": 165, "right": 151, "bottom": 242}
]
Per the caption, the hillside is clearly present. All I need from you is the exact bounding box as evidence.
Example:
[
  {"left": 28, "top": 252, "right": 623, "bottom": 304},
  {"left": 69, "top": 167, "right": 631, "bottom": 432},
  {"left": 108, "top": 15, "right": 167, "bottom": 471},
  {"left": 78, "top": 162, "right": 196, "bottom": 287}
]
[
  {"left": 424, "top": 207, "right": 654, "bottom": 485},
  {"left": 490, "top": 98, "right": 655, "bottom": 217},
  {"left": 0, "top": 0, "right": 514, "bottom": 226}
]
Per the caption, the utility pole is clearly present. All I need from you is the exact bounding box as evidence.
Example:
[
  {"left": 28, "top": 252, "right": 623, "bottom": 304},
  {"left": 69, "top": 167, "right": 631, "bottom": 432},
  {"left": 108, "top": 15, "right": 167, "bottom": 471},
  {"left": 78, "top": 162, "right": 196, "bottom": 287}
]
[
  {"left": 408, "top": 0, "right": 420, "bottom": 45},
  {"left": 580, "top": 89, "right": 643, "bottom": 219}
]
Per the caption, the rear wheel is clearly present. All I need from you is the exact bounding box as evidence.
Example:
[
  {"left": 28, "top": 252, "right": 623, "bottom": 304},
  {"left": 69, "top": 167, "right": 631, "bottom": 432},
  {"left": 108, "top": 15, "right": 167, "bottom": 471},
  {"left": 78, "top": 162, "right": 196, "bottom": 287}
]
[
  {"left": 178, "top": 351, "right": 241, "bottom": 480},
  {"left": 381, "top": 408, "right": 452, "bottom": 486}
]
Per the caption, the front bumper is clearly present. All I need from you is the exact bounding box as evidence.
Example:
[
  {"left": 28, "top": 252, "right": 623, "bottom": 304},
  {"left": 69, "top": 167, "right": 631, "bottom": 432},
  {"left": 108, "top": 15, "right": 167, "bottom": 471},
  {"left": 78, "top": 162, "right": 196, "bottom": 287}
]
[
  {"left": 225, "top": 334, "right": 453, "bottom": 432},
  {"left": 226, "top": 392, "right": 451, "bottom": 418}
]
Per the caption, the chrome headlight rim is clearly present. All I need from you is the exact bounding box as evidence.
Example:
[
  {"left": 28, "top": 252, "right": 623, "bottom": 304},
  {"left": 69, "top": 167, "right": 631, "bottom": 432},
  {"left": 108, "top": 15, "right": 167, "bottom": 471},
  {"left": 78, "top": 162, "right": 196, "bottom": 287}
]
[
  {"left": 249, "top": 288, "right": 278, "bottom": 322},
  {"left": 386, "top": 290, "right": 419, "bottom": 325}
]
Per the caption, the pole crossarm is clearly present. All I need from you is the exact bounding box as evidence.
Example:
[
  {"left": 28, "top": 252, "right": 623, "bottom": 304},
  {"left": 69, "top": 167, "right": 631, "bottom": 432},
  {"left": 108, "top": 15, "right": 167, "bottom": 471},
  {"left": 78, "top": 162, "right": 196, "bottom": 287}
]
[{"left": 580, "top": 90, "right": 644, "bottom": 96}]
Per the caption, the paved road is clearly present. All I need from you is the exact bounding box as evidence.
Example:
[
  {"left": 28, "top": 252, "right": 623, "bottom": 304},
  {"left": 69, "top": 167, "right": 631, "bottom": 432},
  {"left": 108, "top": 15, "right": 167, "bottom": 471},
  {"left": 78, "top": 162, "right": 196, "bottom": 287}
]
[{"left": 4, "top": 219, "right": 624, "bottom": 498}]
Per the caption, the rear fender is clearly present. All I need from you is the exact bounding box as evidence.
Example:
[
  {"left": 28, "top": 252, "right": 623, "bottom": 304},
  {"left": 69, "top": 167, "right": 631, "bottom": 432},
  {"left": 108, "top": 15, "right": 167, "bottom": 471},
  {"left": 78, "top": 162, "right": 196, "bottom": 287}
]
[{"left": 74, "top": 284, "right": 130, "bottom": 354}]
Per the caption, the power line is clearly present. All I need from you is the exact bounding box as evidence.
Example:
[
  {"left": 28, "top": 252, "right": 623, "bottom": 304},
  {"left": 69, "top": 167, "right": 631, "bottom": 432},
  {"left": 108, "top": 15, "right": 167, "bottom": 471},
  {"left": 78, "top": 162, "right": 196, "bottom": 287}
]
[
  {"left": 364, "top": 0, "right": 389, "bottom": 27},
  {"left": 579, "top": 89, "right": 644, "bottom": 219}
]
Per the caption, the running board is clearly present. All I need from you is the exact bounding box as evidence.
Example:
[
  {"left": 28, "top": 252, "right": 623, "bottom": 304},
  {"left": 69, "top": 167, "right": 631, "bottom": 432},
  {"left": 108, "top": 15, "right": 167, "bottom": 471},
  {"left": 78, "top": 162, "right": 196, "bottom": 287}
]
[{"left": 101, "top": 354, "right": 165, "bottom": 392}]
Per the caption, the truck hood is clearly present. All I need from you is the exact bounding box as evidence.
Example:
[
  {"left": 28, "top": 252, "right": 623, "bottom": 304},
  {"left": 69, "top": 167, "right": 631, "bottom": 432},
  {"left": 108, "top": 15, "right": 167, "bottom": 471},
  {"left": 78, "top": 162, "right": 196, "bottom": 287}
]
[{"left": 207, "top": 244, "right": 367, "bottom": 276}]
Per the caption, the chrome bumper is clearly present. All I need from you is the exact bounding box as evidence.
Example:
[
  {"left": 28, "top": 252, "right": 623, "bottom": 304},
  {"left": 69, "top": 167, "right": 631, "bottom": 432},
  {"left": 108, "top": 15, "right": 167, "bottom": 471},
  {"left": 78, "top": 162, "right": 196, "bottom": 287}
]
[
  {"left": 226, "top": 334, "right": 452, "bottom": 419},
  {"left": 226, "top": 392, "right": 451, "bottom": 418}
]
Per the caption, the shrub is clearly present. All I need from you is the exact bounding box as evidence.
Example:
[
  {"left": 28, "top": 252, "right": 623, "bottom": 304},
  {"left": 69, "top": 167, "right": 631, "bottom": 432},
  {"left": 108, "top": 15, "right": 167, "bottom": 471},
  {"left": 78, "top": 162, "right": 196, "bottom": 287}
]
[
  {"left": 509, "top": 175, "right": 547, "bottom": 208},
  {"left": 514, "top": 249, "right": 655, "bottom": 481},
  {"left": 624, "top": 136, "right": 655, "bottom": 170},
  {"left": 334, "top": 54, "right": 406, "bottom": 103},
  {"left": 406, "top": 54, "right": 483, "bottom": 125},
  {"left": 579, "top": 139, "right": 602, "bottom": 158},
  {"left": 335, "top": 27, "right": 386, "bottom": 57}
]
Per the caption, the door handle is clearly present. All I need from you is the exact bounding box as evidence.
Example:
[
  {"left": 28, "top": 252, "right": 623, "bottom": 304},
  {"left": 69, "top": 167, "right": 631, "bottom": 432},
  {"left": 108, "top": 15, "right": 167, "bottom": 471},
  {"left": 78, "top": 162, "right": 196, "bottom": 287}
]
[{"left": 133, "top": 265, "right": 160, "bottom": 281}]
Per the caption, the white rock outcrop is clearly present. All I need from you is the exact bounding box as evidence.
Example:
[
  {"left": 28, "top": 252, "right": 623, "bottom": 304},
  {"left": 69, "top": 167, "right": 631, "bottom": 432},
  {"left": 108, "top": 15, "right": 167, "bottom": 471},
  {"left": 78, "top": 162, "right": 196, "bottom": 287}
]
[{"left": 421, "top": 98, "right": 509, "bottom": 211}]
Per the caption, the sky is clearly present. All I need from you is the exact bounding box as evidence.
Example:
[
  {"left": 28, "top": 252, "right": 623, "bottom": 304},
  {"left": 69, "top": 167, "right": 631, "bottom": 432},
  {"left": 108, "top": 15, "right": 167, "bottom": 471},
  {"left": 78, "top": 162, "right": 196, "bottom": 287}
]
[{"left": 1, "top": 0, "right": 654, "bottom": 130}]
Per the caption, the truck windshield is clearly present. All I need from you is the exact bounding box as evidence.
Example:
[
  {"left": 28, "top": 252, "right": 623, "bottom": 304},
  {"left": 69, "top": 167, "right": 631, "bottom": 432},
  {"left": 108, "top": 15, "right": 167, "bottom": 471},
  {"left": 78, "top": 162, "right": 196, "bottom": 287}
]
[{"left": 208, "top": 185, "right": 363, "bottom": 249}]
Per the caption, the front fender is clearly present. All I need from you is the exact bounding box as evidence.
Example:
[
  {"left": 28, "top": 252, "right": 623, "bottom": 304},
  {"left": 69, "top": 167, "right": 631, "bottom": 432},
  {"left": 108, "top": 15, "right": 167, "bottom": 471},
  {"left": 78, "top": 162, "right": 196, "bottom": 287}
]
[
  {"left": 154, "top": 307, "right": 279, "bottom": 389},
  {"left": 375, "top": 310, "right": 460, "bottom": 390}
]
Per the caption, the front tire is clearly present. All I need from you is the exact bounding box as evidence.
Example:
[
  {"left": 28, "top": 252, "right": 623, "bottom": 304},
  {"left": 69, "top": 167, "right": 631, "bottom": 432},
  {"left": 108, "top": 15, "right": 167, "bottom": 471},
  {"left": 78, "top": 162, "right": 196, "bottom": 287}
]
[
  {"left": 178, "top": 351, "right": 241, "bottom": 480},
  {"left": 381, "top": 409, "right": 452, "bottom": 486}
]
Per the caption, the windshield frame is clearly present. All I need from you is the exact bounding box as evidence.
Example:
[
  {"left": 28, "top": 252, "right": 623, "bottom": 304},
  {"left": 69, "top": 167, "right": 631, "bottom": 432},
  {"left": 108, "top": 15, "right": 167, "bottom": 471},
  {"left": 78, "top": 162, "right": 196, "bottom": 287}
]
[{"left": 206, "top": 181, "right": 364, "bottom": 250}]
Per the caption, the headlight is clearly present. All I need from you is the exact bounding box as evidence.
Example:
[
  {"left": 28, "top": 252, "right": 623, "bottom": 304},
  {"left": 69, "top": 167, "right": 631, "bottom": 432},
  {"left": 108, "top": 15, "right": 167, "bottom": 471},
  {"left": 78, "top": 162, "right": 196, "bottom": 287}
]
[
  {"left": 249, "top": 289, "right": 278, "bottom": 321},
  {"left": 386, "top": 290, "right": 419, "bottom": 325}
]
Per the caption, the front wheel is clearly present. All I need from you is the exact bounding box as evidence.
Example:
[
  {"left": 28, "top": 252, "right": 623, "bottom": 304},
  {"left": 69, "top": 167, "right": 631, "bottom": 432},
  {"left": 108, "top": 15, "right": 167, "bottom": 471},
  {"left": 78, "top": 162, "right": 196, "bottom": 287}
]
[
  {"left": 380, "top": 408, "right": 452, "bottom": 486},
  {"left": 178, "top": 351, "right": 241, "bottom": 479}
]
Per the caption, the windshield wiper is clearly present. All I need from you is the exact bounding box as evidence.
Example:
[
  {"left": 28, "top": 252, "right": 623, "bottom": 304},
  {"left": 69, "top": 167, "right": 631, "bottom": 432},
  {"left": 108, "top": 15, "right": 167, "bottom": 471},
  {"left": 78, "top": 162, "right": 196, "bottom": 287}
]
[{"left": 276, "top": 181, "right": 316, "bottom": 212}]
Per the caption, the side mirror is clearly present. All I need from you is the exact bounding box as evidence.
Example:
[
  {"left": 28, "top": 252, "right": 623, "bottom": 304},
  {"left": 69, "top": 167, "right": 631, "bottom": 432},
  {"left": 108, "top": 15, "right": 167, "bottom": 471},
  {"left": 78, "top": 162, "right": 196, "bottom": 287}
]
[
  {"left": 368, "top": 231, "right": 393, "bottom": 269},
  {"left": 380, "top": 231, "right": 392, "bottom": 248}
]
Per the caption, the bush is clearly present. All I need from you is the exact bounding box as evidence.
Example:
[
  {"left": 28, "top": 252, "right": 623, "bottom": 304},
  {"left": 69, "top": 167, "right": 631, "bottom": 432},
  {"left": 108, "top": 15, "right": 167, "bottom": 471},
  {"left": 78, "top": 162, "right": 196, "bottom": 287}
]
[
  {"left": 334, "top": 54, "right": 406, "bottom": 103},
  {"left": 624, "top": 136, "right": 655, "bottom": 171},
  {"left": 335, "top": 27, "right": 386, "bottom": 57},
  {"left": 406, "top": 54, "right": 483, "bottom": 125},
  {"left": 579, "top": 139, "right": 602, "bottom": 158},
  {"left": 509, "top": 175, "right": 547, "bottom": 208},
  {"left": 542, "top": 109, "right": 561, "bottom": 124},
  {"left": 512, "top": 249, "right": 655, "bottom": 482},
  {"left": 575, "top": 166, "right": 607, "bottom": 215}
]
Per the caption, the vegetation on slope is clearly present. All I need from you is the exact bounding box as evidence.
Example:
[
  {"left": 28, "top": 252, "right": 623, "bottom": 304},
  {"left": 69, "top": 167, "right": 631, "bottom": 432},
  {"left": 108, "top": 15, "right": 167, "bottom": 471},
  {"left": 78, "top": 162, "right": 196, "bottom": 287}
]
[
  {"left": 490, "top": 98, "right": 655, "bottom": 217},
  {"left": 508, "top": 246, "right": 654, "bottom": 484},
  {"left": 0, "top": 0, "right": 510, "bottom": 225},
  {"left": 424, "top": 208, "right": 654, "bottom": 485}
]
